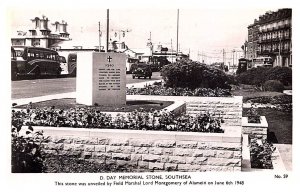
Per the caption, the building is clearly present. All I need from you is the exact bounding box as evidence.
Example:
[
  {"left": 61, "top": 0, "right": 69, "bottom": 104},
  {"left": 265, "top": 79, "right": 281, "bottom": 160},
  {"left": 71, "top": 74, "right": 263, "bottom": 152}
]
[
  {"left": 246, "top": 8, "right": 292, "bottom": 67},
  {"left": 247, "top": 19, "right": 260, "bottom": 62},
  {"left": 11, "top": 15, "right": 71, "bottom": 49}
]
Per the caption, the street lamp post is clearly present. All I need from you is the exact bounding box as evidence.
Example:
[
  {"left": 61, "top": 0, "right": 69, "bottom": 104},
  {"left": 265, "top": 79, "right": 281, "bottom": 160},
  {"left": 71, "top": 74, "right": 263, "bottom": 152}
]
[
  {"left": 117, "top": 29, "right": 131, "bottom": 51},
  {"left": 171, "top": 38, "right": 173, "bottom": 63},
  {"left": 98, "top": 22, "right": 101, "bottom": 52},
  {"left": 232, "top": 49, "right": 235, "bottom": 72}
]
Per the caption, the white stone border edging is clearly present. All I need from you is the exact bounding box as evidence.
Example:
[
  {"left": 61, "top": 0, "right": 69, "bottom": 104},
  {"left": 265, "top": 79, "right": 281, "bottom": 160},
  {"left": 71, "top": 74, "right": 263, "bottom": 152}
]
[{"left": 31, "top": 125, "right": 242, "bottom": 143}]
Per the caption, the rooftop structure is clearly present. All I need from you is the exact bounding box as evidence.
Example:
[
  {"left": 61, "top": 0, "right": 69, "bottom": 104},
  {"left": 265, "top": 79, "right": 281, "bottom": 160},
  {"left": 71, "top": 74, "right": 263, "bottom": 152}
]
[{"left": 11, "top": 15, "right": 71, "bottom": 49}]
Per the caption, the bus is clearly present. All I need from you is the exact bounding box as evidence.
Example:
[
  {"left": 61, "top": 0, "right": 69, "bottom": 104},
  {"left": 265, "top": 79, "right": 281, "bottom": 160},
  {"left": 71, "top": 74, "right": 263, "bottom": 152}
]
[
  {"left": 252, "top": 57, "right": 273, "bottom": 68},
  {"left": 58, "top": 52, "right": 137, "bottom": 76},
  {"left": 66, "top": 53, "right": 77, "bottom": 77},
  {"left": 236, "top": 58, "right": 248, "bottom": 74},
  {"left": 11, "top": 47, "right": 17, "bottom": 80},
  {"left": 11, "top": 46, "right": 62, "bottom": 79}
]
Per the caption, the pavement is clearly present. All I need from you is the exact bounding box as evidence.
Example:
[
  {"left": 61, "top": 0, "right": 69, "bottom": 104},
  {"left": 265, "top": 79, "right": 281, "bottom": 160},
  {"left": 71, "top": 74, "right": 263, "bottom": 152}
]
[
  {"left": 274, "top": 144, "right": 292, "bottom": 171},
  {"left": 12, "top": 79, "right": 162, "bottom": 106}
]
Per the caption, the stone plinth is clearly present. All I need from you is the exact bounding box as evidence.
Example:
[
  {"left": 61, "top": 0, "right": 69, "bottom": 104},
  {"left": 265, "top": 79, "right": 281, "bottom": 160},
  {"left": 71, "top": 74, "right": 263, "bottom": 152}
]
[
  {"left": 76, "top": 52, "right": 126, "bottom": 106},
  {"left": 242, "top": 116, "right": 268, "bottom": 140}
]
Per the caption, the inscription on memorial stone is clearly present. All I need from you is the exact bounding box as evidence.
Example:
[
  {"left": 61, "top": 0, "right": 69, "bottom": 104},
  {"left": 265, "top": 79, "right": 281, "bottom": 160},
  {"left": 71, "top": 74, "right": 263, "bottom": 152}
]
[{"left": 98, "top": 68, "right": 121, "bottom": 91}]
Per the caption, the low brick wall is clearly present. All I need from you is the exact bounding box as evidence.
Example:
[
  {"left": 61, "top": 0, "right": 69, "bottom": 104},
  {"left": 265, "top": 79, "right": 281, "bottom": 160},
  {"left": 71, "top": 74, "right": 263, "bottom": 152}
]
[
  {"left": 242, "top": 116, "right": 268, "bottom": 140},
  {"left": 33, "top": 125, "right": 242, "bottom": 172}
]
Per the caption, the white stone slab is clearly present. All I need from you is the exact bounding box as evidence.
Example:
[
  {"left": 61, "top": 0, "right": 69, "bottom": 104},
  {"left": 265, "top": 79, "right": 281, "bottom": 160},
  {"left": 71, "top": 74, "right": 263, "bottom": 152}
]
[
  {"left": 242, "top": 116, "right": 268, "bottom": 128},
  {"left": 77, "top": 52, "right": 126, "bottom": 105},
  {"left": 283, "top": 90, "right": 292, "bottom": 95}
]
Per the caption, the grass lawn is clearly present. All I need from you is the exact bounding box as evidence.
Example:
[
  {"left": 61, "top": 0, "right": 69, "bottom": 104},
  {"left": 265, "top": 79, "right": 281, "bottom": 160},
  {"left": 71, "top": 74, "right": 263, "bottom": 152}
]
[
  {"left": 234, "top": 84, "right": 292, "bottom": 144},
  {"left": 15, "top": 98, "right": 174, "bottom": 112},
  {"left": 232, "top": 86, "right": 285, "bottom": 102},
  {"left": 243, "top": 108, "right": 292, "bottom": 144}
]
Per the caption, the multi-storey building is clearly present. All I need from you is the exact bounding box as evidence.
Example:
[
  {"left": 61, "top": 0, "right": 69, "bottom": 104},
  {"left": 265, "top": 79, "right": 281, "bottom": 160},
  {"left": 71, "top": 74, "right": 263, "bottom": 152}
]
[
  {"left": 11, "top": 15, "right": 70, "bottom": 49},
  {"left": 247, "top": 19, "right": 260, "bottom": 62},
  {"left": 246, "top": 8, "right": 292, "bottom": 67}
]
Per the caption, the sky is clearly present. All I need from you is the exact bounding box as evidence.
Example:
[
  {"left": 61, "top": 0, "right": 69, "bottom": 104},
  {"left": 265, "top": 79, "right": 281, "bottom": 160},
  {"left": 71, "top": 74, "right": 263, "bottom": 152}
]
[{"left": 6, "top": 3, "right": 286, "bottom": 62}]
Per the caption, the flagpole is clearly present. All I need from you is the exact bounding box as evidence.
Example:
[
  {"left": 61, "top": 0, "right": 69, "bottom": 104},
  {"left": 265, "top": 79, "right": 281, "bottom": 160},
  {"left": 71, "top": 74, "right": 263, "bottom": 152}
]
[{"left": 106, "top": 9, "right": 109, "bottom": 52}]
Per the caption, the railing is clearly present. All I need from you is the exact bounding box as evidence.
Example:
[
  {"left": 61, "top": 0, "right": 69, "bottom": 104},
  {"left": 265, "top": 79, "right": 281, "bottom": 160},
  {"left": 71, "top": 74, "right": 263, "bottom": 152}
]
[
  {"left": 257, "top": 50, "right": 272, "bottom": 55},
  {"left": 281, "top": 49, "right": 291, "bottom": 54}
]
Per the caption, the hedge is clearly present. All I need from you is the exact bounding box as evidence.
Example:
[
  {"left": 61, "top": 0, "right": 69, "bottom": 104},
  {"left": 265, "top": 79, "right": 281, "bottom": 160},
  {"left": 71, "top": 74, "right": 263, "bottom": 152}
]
[
  {"left": 263, "top": 80, "right": 284, "bottom": 92},
  {"left": 161, "top": 59, "right": 231, "bottom": 89},
  {"left": 236, "top": 66, "right": 292, "bottom": 86}
]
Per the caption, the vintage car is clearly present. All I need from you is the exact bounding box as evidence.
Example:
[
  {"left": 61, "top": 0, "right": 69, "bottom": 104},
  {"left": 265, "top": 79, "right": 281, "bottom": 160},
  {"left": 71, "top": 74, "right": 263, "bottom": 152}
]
[{"left": 132, "top": 63, "right": 152, "bottom": 79}]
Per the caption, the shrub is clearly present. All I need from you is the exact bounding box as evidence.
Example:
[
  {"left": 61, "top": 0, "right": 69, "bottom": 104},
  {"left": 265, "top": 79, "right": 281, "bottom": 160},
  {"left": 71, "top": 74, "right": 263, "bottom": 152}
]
[
  {"left": 246, "top": 106, "right": 261, "bottom": 123},
  {"left": 226, "top": 74, "right": 238, "bottom": 85},
  {"left": 266, "top": 67, "right": 292, "bottom": 86},
  {"left": 11, "top": 124, "right": 46, "bottom": 173},
  {"left": 236, "top": 66, "right": 268, "bottom": 86},
  {"left": 263, "top": 80, "right": 284, "bottom": 92},
  {"left": 236, "top": 66, "right": 292, "bottom": 86},
  {"left": 161, "top": 59, "right": 231, "bottom": 89},
  {"left": 126, "top": 82, "right": 232, "bottom": 97}
]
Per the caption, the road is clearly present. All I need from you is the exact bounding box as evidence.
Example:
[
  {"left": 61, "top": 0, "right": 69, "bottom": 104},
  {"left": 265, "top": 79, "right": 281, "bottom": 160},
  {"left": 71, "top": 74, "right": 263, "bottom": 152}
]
[{"left": 11, "top": 72, "right": 162, "bottom": 99}]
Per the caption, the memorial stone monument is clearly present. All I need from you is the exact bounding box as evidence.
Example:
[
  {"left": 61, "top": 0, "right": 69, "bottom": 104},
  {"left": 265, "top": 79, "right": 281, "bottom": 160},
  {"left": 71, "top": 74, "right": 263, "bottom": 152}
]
[{"left": 76, "top": 52, "right": 126, "bottom": 105}]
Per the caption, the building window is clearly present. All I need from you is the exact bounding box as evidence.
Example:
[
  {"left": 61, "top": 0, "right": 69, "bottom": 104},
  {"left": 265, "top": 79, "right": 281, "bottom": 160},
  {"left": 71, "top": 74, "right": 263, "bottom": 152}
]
[
  {"left": 32, "top": 39, "right": 40, "bottom": 47},
  {"left": 35, "top": 19, "right": 40, "bottom": 29},
  {"left": 284, "top": 42, "right": 289, "bottom": 50}
]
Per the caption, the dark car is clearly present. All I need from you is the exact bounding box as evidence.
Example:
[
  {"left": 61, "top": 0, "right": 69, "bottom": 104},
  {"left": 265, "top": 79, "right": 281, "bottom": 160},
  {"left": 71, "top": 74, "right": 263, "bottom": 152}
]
[{"left": 132, "top": 63, "right": 152, "bottom": 79}]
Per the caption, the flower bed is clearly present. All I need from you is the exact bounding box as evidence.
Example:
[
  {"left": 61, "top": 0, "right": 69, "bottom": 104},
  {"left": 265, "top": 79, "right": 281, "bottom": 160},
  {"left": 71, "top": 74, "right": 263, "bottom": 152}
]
[
  {"left": 126, "top": 82, "right": 231, "bottom": 97},
  {"left": 250, "top": 139, "right": 276, "bottom": 169},
  {"left": 246, "top": 95, "right": 292, "bottom": 105},
  {"left": 11, "top": 126, "right": 45, "bottom": 173},
  {"left": 246, "top": 107, "right": 261, "bottom": 124},
  {"left": 12, "top": 106, "right": 224, "bottom": 133},
  {"left": 13, "top": 99, "right": 173, "bottom": 112},
  {"left": 246, "top": 95, "right": 292, "bottom": 112}
]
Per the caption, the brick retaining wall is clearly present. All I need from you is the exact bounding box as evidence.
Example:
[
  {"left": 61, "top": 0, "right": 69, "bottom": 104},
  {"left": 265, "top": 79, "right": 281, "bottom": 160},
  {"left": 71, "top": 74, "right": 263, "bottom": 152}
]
[
  {"left": 34, "top": 125, "right": 242, "bottom": 172},
  {"left": 185, "top": 97, "right": 242, "bottom": 126},
  {"left": 127, "top": 95, "right": 243, "bottom": 126}
]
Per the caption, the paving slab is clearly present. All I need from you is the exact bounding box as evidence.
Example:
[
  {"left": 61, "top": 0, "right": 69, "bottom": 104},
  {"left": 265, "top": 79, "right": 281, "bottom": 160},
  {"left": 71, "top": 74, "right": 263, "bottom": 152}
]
[{"left": 274, "top": 144, "right": 292, "bottom": 171}]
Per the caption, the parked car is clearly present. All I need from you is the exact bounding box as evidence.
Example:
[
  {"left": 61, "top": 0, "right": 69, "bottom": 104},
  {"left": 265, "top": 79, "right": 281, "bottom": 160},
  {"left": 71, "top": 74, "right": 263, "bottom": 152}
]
[{"left": 132, "top": 63, "right": 152, "bottom": 79}]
